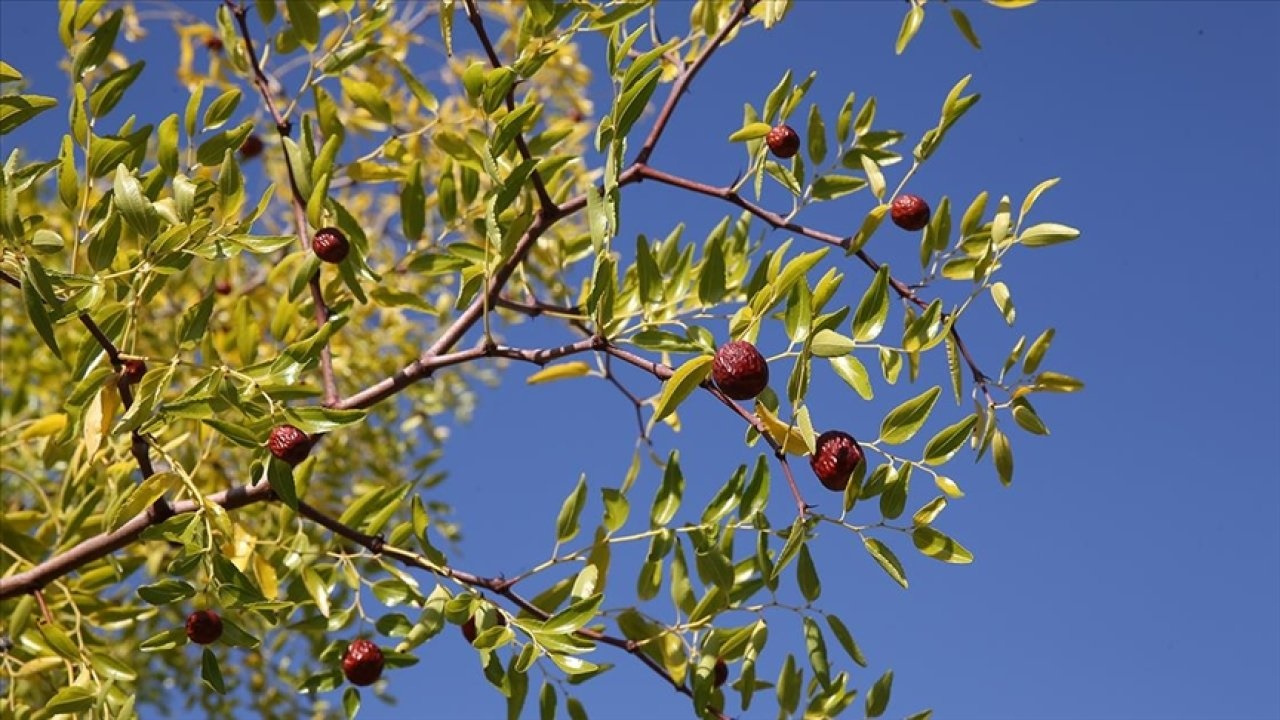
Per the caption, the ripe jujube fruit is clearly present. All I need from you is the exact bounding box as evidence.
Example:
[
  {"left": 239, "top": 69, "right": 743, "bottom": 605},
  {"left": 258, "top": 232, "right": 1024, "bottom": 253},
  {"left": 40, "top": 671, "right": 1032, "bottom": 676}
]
[
  {"left": 185, "top": 610, "right": 222, "bottom": 645},
  {"left": 121, "top": 359, "right": 147, "bottom": 385},
  {"left": 713, "top": 658, "right": 728, "bottom": 688},
  {"left": 342, "top": 638, "right": 384, "bottom": 686},
  {"left": 239, "top": 134, "right": 264, "bottom": 160},
  {"left": 810, "top": 430, "right": 864, "bottom": 492},
  {"left": 311, "top": 227, "right": 350, "bottom": 264},
  {"left": 267, "top": 424, "right": 311, "bottom": 465},
  {"left": 712, "top": 341, "right": 769, "bottom": 401},
  {"left": 890, "top": 194, "right": 931, "bottom": 231},
  {"left": 765, "top": 124, "right": 801, "bottom": 159}
]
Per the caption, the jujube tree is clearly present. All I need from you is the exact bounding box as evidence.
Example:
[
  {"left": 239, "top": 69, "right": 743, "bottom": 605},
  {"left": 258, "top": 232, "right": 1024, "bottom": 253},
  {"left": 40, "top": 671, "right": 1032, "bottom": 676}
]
[{"left": 0, "top": 0, "right": 1082, "bottom": 718}]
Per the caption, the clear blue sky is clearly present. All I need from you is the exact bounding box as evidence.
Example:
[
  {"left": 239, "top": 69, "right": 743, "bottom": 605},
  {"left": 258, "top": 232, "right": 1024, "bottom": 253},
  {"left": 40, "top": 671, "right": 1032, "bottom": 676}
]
[{"left": 2, "top": 2, "right": 1278, "bottom": 719}]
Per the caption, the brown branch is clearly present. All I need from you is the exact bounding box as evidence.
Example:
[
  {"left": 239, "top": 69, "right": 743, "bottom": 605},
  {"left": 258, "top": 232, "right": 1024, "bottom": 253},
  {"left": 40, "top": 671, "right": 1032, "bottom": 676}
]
[
  {"left": 633, "top": 0, "right": 759, "bottom": 166},
  {"left": 225, "top": 0, "right": 340, "bottom": 406},
  {"left": 0, "top": 483, "right": 276, "bottom": 599},
  {"left": 0, "top": 271, "right": 159, "bottom": 482},
  {"left": 460, "top": 0, "right": 555, "bottom": 213}
]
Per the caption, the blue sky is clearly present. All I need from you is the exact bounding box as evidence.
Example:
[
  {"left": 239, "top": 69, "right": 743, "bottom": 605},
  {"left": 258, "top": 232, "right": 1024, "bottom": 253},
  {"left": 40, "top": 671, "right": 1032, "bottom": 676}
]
[{"left": 3, "top": 2, "right": 1278, "bottom": 719}]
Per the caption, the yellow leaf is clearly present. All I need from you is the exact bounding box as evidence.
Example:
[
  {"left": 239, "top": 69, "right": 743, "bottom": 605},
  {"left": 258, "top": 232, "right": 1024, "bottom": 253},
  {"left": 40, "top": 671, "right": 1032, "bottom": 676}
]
[
  {"left": 20, "top": 413, "right": 66, "bottom": 440},
  {"left": 985, "top": 0, "right": 1037, "bottom": 7},
  {"left": 753, "top": 401, "right": 810, "bottom": 456},
  {"left": 526, "top": 361, "right": 592, "bottom": 385},
  {"left": 253, "top": 551, "right": 279, "bottom": 600}
]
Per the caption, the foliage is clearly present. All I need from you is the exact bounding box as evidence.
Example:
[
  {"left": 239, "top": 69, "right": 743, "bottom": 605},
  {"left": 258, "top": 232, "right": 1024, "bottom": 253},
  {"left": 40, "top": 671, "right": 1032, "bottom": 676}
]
[{"left": 0, "top": 1, "right": 1081, "bottom": 718}]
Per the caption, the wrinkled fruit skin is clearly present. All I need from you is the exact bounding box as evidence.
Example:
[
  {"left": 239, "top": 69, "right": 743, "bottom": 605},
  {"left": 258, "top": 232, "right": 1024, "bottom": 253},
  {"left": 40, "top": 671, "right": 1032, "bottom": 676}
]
[
  {"left": 185, "top": 610, "right": 222, "bottom": 645},
  {"left": 713, "top": 659, "right": 728, "bottom": 688},
  {"left": 766, "top": 124, "right": 801, "bottom": 159},
  {"left": 311, "top": 227, "right": 350, "bottom": 264},
  {"left": 712, "top": 341, "right": 769, "bottom": 401},
  {"left": 342, "top": 639, "right": 384, "bottom": 687},
  {"left": 810, "top": 430, "right": 864, "bottom": 492},
  {"left": 267, "top": 424, "right": 311, "bottom": 466},
  {"left": 462, "top": 613, "right": 506, "bottom": 645},
  {"left": 890, "top": 194, "right": 931, "bottom": 231},
  {"left": 239, "top": 134, "right": 264, "bottom": 159},
  {"left": 121, "top": 359, "right": 147, "bottom": 385}
]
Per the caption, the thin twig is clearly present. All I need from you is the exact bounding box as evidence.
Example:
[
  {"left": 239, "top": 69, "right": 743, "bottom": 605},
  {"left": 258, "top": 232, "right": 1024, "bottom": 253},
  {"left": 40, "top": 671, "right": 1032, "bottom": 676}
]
[
  {"left": 225, "top": 0, "right": 340, "bottom": 406},
  {"left": 460, "top": 0, "right": 554, "bottom": 212}
]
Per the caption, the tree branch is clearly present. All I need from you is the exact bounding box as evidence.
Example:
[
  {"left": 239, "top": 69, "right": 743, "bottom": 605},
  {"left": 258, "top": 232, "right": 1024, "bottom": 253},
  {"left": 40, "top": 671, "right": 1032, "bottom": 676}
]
[
  {"left": 633, "top": 0, "right": 759, "bottom": 166},
  {"left": 225, "top": 0, "right": 340, "bottom": 406},
  {"left": 460, "top": 0, "right": 555, "bottom": 213}
]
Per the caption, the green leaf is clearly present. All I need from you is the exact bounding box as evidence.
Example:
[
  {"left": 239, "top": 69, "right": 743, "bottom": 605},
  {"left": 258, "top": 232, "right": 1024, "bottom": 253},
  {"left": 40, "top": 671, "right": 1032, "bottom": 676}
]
[
  {"left": 1032, "top": 371, "right": 1084, "bottom": 393},
  {"left": 806, "top": 104, "right": 827, "bottom": 165},
  {"left": 651, "top": 355, "right": 713, "bottom": 423},
  {"left": 113, "top": 164, "right": 155, "bottom": 237},
  {"left": 825, "top": 614, "right": 868, "bottom": 668},
  {"left": 45, "top": 687, "right": 95, "bottom": 715},
  {"left": 109, "top": 471, "right": 179, "bottom": 531},
  {"left": 810, "top": 329, "right": 855, "bottom": 358},
  {"left": 1022, "top": 328, "right": 1054, "bottom": 375},
  {"left": 990, "top": 281, "right": 1015, "bottom": 325},
  {"left": 342, "top": 77, "right": 392, "bottom": 123},
  {"left": 71, "top": 9, "right": 123, "bottom": 78},
  {"left": 993, "top": 429, "right": 1014, "bottom": 486},
  {"left": 21, "top": 269, "right": 61, "bottom": 359},
  {"left": 285, "top": 0, "right": 320, "bottom": 48},
  {"left": 302, "top": 567, "right": 330, "bottom": 617},
  {"left": 601, "top": 488, "right": 629, "bottom": 533},
  {"left": 89, "top": 61, "right": 144, "bottom": 118},
  {"left": 201, "top": 647, "right": 227, "bottom": 694},
  {"left": 895, "top": 5, "right": 925, "bottom": 54},
  {"left": 771, "top": 518, "right": 807, "bottom": 582},
  {"left": 923, "top": 414, "right": 977, "bottom": 465},
  {"left": 911, "top": 526, "right": 973, "bottom": 563},
  {"left": 796, "top": 545, "right": 821, "bottom": 603},
  {"left": 879, "top": 386, "right": 941, "bottom": 445},
  {"left": 830, "top": 355, "right": 873, "bottom": 400},
  {"left": 863, "top": 538, "right": 907, "bottom": 589},
  {"left": 852, "top": 265, "right": 890, "bottom": 342},
  {"left": 811, "top": 174, "right": 866, "bottom": 201},
  {"left": 202, "top": 88, "right": 241, "bottom": 132},
  {"left": 950, "top": 7, "right": 982, "bottom": 49},
  {"left": 266, "top": 456, "right": 299, "bottom": 511},
  {"left": 728, "top": 122, "right": 772, "bottom": 142},
  {"left": 555, "top": 474, "right": 588, "bottom": 543},
  {"left": 803, "top": 616, "right": 831, "bottom": 688},
  {"left": 865, "top": 669, "right": 894, "bottom": 717},
  {"left": 649, "top": 452, "right": 684, "bottom": 528},
  {"left": 542, "top": 593, "right": 603, "bottom": 635},
  {"left": 1019, "top": 177, "right": 1060, "bottom": 220},
  {"left": 137, "top": 578, "right": 196, "bottom": 605},
  {"left": 1012, "top": 401, "right": 1050, "bottom": 435},
  {"left": 1020, "top": 222, "right": 1080, "bottom": 247}
]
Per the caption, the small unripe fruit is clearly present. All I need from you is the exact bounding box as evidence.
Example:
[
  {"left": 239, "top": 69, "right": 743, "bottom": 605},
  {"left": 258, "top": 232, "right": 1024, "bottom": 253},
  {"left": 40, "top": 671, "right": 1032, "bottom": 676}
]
[
  {"left": 267, "top": 424, "right": 311, "bottom": 465},
  {"left": 185, "top": 610, "right": 222, "bottom": 645},
  {"left": 712, "top": 341, "right": 769, "bottom": 401},
  {"left": 890, "top": 194, "right": 931, "bottom": 231},
  {"left": 311, "top": 227, "right": 350, "bottom": 264},
  {"left": 121, "top": 359, "right": 147, "bottom": 385},
  {"left": 766, "top": 124, "right": 801, "bottom": 159},
  {"left": 810, "top": 430, "right": 864, "bottom": 492},
  {"left": 239, "top": 134, "right": 264, "bottom": 160},
  {"left": 713, "top": 658, "right": 728, "bottom": 688},
  {"left": 342, "top": 638, "right": 384, "bottom": 686},
  {"left": 215, "top": 280, "right": 233, "bottom": 295}
]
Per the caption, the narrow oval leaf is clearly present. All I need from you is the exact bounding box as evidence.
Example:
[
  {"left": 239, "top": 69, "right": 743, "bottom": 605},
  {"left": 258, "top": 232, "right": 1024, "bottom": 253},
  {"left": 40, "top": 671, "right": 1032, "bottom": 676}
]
[
  {"left": 527, "top": 362, "right": 592, "bottom": 385},
  {"left": 879, "top": 386, "right": 941, "bottom": 445},
  {"left": 652, "top": 355, "right": 713, "bottom": 423},
  {"left": 863, "top": 538, "right": 908, "bottom": 589},
  {"left": 911, "top": 525, "right": 973, "bottom": 563}
]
